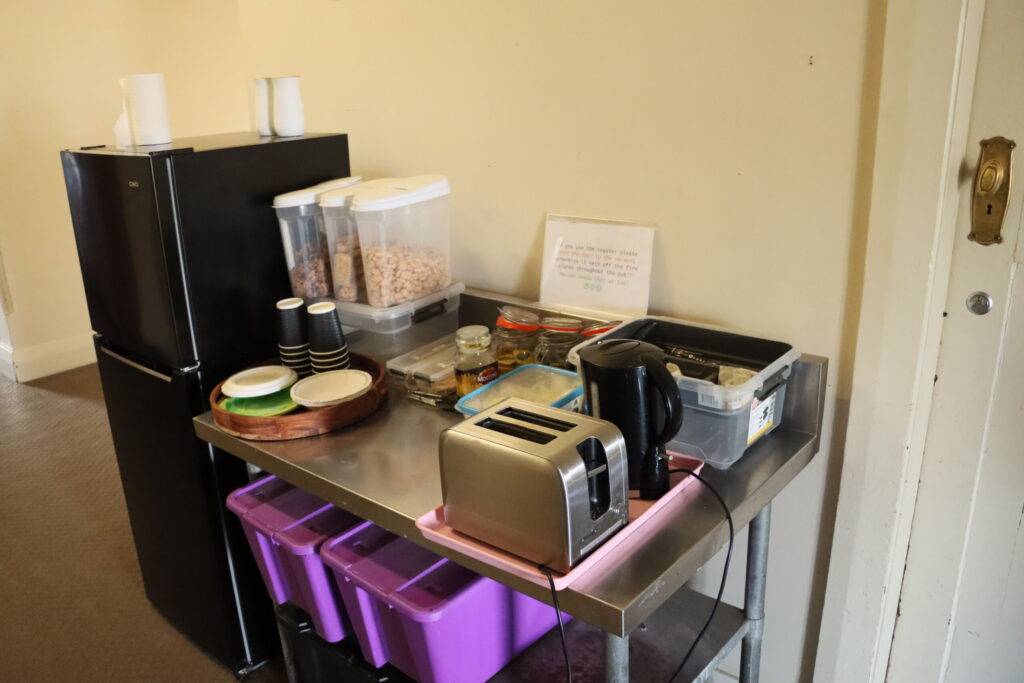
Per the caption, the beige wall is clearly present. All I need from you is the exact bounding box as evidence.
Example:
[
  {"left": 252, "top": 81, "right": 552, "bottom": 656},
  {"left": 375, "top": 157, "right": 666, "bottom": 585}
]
[
  {"left": 0, "top": 1, "right": 881, "bottom": 678},
  {"left": 238, "top": 1, "right": 878, "bottom": 679},
  {"left": 0, "top": 0, "right": 250, "bottom": 380}
]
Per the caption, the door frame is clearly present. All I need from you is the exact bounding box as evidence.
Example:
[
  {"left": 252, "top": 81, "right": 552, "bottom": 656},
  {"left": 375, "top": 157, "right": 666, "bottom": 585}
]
[{"left": 814, "top": 0, "right": 987, "bottom": 681}]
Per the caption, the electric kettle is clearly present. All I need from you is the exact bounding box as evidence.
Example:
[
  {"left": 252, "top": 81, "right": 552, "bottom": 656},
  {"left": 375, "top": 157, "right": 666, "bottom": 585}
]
[{"left": 578, "top": 338, "right": 684, "bottom": 499}]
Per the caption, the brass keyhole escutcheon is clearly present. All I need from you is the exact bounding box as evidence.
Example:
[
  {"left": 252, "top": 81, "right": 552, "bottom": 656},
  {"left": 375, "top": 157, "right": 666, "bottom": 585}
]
[{"left": 969, "top": 136, "right": 1015, "bottom": 246}]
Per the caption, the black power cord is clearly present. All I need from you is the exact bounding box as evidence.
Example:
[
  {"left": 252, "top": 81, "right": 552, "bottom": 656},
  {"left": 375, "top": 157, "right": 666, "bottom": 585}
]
[
  {"left": 666, "top": 467, "right": 734, "bottom": 683},
  {"left": 540, "top": 565, "right": 572, "bottom": 682}
]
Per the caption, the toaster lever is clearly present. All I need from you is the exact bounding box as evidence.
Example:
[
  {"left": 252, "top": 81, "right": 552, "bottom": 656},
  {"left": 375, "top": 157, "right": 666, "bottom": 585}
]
[{"left": 577, "top": 437, "right": 611, "bottom": 519}]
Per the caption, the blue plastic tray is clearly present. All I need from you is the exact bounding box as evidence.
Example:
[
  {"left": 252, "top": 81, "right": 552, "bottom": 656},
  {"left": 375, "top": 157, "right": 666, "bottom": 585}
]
[{"left": 455, "top": 364, "right": 583, "bottom": 416}]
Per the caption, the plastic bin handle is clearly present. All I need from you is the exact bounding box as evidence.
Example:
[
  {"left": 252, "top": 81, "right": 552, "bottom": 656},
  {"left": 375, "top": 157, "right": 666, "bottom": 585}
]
[
  {"left": 754, "top": 366, "right": 791, "bottom": 401},
  {"left": 411, "top": 299, "right": 448, "bottom": 324},
  {"left": 643, "top": 354, "right": 684, "bottom": 446}
]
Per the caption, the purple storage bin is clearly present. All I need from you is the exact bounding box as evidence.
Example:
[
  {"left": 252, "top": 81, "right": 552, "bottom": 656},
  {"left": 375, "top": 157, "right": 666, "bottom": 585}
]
[
  {"left": 274, "top": 505, "right": 364, "bottom": 643},
  {"left": 225, "top": 476, "right": 328, "bottom": 604},
  {"left": 320, "top": 525, "right": 442, "bottom": 668},
  {"left": 390, "top": 560, "right": 564, "bottom": 683}
]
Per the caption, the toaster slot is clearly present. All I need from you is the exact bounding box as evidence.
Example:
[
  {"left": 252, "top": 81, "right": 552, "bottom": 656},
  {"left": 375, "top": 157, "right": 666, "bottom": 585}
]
[
  {"left": 496, "top": 406, "right": 575, "bottom": 432},
  {"left": 576, "top": 437, "right": 611, "bottom": 519},
  {"left": 475, "top": 417, "right": 556, "bottom": 444}
]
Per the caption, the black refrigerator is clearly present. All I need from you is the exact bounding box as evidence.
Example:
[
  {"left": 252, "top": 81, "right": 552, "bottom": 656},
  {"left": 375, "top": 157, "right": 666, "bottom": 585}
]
[{"left": 61, "top": 132, "right": 350, "bottom": 674}]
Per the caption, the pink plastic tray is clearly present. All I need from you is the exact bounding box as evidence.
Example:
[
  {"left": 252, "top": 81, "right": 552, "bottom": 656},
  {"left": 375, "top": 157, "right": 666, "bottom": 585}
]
[{"left": 416, "top": 453, "right": 705, "bottom": 590}]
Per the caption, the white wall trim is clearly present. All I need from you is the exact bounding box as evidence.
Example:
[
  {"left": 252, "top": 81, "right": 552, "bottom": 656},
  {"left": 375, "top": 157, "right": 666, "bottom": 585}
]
[
  {"left": 9, "top": 332, "right": 96, "bottom": 383},
  {"left": 0, "top": 341, "right": 14, "bottom": 381},
  {"left": 814, "top": 0, "right": 986, "bottom": 681}
]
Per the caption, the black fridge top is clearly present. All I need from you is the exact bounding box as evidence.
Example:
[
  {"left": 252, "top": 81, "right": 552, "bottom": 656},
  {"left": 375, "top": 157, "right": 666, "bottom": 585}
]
[{"left": 66, "top": 131, "right": 346, "bottom": 157}]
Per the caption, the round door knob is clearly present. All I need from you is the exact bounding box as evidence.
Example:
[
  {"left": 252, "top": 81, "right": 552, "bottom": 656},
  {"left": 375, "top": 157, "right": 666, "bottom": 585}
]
[{"left": 966, "top": 291, "right": 993, "bottom": 315}]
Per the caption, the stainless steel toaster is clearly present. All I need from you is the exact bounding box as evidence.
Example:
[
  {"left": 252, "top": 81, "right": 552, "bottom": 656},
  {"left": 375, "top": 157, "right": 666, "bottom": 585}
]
[{"left": 439, "top": 398, "right": 628, "bottom": 573}]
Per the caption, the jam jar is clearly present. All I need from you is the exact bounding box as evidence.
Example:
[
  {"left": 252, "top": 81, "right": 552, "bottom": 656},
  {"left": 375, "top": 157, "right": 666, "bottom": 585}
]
[{"left": 493, "top": 306, "right": 541, "bottom": 375}]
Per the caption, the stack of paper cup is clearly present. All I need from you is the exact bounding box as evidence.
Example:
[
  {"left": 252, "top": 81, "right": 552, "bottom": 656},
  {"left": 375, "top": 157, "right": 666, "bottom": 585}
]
[
  {"left": 272, "top": 76, "right": 305, "bottom": 137},
  {"left": 119, "top": 73, "right": 172, "bottom": 146}
]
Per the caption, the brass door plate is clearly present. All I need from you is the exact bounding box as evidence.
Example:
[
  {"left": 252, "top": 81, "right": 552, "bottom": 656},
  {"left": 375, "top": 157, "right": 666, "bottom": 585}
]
[{"left": 970, "top": 136, "right": 1015, "bottom": 245}]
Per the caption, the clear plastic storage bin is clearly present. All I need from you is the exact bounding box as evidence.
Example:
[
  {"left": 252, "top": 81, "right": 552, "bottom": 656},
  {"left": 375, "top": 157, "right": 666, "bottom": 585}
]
[
  {"left": 455, "top": 364, "right": 582, "bottom": 416},
  {"left": 351, "top": 175, "right": 452, "bottom": 307},
  {"left": 569, "top": 316, "right": 800, "bottom": 469},
  {"left": 274, "top": 177, "right": 361, "bottom": 300},
  {"left": 333, "top": 281, "right": 464, "bottom": 335}
]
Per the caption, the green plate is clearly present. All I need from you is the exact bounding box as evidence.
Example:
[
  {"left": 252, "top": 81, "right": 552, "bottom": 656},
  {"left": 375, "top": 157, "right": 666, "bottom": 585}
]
[{"left": 219, "top": 387, "right": 298, "bottom": 417}]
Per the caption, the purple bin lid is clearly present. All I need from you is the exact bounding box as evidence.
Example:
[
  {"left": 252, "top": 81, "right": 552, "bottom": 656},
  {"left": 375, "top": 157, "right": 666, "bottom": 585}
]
[
  {"left": 389, "top": 559, "right": 481, "bottom": 623},
  {"left": 345, "top": 538, "right": 445, "bottom": 600},
  {"left": 245, "top": 487, "right": 330, "bottom": 536},
  {"left": 275, "top": 506, "right": 364, "bottom": 556},
  {"left": 225, "top": 476, "right": 293, "bottom": 516},
  {"left": 321, "top": 523, "right": 397, "bottom": 572}
]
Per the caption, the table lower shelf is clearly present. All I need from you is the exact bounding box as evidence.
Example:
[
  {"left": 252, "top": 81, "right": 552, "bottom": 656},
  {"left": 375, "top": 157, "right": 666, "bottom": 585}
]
[{"left": 490, "top": 586, "right": 748, "bottom": 682}]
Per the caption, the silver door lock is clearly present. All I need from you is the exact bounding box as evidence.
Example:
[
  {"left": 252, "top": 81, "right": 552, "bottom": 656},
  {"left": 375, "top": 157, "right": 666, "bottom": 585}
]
[{"left": 966, "top": 291, "right": 993, "bottom": 315}]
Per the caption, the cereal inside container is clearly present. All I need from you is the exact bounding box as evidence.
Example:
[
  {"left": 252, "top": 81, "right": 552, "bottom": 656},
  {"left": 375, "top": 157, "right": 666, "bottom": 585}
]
[
  {"left": 351, "top": 175, "right": 452, "bottom": 308},
  {"left": 274, "top": 177, "right": 361, "bottom": 301}
]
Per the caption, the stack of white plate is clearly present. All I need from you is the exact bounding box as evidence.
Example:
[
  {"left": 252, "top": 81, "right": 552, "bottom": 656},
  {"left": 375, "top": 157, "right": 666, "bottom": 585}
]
[{"left": 290, "top": 369, "right": 373, "bottom": 408}]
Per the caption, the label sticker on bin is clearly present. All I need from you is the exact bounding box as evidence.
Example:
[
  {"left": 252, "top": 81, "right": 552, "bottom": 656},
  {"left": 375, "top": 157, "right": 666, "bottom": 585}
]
[{"left": 747, "top": 393, "right": 777, "bottom": 444}]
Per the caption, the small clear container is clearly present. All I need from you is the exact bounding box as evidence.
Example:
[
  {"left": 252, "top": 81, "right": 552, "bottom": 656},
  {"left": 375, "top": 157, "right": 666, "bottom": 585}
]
[
  {"left": 274, "top": 177, "right": 361, "bottom": 300},
  {"left": 351, "top": 175, "right": 452, "bottom": 308},
  {"left": 385, "top": 334, "right": 458, "bottom": 396},
  {"left": 494, "top": 306, "right": 541, "bottom": 375}
]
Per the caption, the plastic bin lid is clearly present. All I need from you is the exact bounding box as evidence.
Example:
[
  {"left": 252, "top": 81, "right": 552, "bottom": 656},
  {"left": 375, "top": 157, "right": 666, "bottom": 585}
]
[
  {"left": 274, "top": 506, "right": 365, "bottom": 556},
  {"left": 320, "top": 523, "right": 397, "bottom": 571},
  {"left": 345, "top": 538, "right": 444, "bottom": 599},
  {"left": 226, "top": 475, "right": 292, "bottom": 516},
  {"left": 334, "top": 282, "right": 465, "bottom": 324},
  {"left": 389, "top": 559, "right": 481, "bottom": 623},
  {"left": 455, "top": 364, "right": 582, "bottom": 416},
  {"left": 385, "top": 334, "right": 457, "bottom": 383},
  {"left": 273, "top": 176, "right": 362, "bottom": 209},
  {"left": 351, "top": 175, "right": 450, "bottom": 212},
  {"left": 244, "top": 487, "right": 331, "bottom": 535}
]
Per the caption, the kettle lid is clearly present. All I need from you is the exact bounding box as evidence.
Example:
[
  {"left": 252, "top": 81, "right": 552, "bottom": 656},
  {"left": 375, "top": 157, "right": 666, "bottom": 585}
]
[{"left": 579, "top": 338, "right": 663, "bottom": 368}]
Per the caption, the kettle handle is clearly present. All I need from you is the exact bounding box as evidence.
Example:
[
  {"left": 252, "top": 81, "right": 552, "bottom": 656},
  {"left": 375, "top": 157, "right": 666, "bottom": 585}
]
[{"left": 642, "top": 354, "right": 684, "bottom": 446}]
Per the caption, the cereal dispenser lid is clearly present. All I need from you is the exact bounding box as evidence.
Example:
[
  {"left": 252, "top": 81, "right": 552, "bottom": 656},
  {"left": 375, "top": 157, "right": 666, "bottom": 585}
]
[
  {"left": 273, "top": 176, "right": 362, "bottom": 208},
  {"left": 351, "top": 175, "right": 450, "bottom": 212}
]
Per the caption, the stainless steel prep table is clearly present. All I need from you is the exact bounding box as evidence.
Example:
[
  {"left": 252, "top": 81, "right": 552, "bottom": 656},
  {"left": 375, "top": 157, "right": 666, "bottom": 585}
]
[{"left": 194, "top": 290, "right": 827, "bottom": 682}]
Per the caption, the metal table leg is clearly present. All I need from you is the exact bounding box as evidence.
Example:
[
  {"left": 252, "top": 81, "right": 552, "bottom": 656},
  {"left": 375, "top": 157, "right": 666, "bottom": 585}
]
[
  {"left": 606, "top": 631, "right": 629, "bottom": 682},
  {"left": 740, "top": 503, "right": 772, "bottom": 683},
  {"left": 277, "top": 618, "right": 299, "bottom": 683}
]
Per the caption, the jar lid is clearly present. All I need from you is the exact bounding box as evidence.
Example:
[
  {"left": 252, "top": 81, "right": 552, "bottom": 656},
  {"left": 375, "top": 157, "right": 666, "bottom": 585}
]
[
  {"left": 496, "top": 306, "right": 540, "bottom": 332},
  {"left": 581, "top": 321, "right": 621, "bottom": 337},
  {"left": 540, "top": 316, "right": 583, "bottom": 333},
  {"left": 274, "top": 176, "right": 362, "bottom": 209},
  {"left": 456, "top": 324, "right": 491, "bottom": 347},
  {"left": 351, "top": 175, "right": 450, "bottom": 212}
]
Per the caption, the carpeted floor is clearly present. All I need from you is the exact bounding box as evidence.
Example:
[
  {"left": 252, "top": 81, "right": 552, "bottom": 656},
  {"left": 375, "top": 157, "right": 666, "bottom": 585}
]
[{"left": 0, "top": 365, "right": 280, "bottom": 683}]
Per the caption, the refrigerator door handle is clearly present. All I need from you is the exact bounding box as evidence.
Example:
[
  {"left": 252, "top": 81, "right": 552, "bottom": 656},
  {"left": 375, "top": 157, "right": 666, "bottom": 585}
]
[{"left": 98, "top": 345, "right": 186, "bottom": 383}]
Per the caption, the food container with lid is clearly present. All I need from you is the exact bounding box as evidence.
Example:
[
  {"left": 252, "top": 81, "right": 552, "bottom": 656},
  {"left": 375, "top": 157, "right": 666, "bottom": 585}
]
[
  {"left": 351, "top": 175, "right": 452, "bottom": 308},
  {"left": 385, "top": 334, "right": 458, "bottom": 396},
  {"left": 274, "top": 176, "right": 361, "bottom": 300},
  {"left": 455, "top": 364, "right": 582, "bottom": 416},
  {"left": 332, "top": 281, "right": 464, "bottom": 335},
  {"left": 494, "top": 306, "right": 541, "bottom": 375}
]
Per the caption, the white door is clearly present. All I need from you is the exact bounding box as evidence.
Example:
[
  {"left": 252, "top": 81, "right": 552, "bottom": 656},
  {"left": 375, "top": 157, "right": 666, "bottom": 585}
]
[{"left": 885, "top": 0, "right": 1024, "bottom": 680}]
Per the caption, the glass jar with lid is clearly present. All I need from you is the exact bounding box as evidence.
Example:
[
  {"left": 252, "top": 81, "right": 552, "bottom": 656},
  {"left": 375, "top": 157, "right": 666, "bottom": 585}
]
[
  {"left": 454, "top": 325, "right": 499, "bottom": 396},
  {"left": 493, "top": 306, "right": 540, "bottom": 375},
  {"left": 534, "top": 316, "right": 583, "bottom": 369}
]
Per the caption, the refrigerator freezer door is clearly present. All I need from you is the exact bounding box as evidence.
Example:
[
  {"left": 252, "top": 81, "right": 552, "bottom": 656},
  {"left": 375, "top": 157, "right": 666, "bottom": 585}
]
[
  {"left": 61, "top": 152, "right": 194, "bottom": 369},
  {"left": 95, "top": 339, "right": 275, "bottom": 671}
]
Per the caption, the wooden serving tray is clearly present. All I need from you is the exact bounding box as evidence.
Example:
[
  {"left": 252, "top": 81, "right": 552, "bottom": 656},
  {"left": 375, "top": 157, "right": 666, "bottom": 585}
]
[{"left": 210, "top": 353, "right": 388, "bottom": 441}]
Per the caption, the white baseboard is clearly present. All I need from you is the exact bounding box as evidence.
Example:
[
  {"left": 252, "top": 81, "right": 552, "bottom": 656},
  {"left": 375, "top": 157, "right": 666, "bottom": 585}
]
[
  {"left": 9, "top": 332, "right": 96, "bottom": 382},
  {"left": 0, "top": 341, "right": 14, "bottom": 381}
]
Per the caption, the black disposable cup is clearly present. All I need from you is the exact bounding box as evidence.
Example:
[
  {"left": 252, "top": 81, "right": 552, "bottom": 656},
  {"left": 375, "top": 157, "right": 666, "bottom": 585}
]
[
  {"left": 306, "top": 302, "right": 347, "bottom": 354},
  {"left": 277, "top": 298, "right": 306, "bottom": 348}
]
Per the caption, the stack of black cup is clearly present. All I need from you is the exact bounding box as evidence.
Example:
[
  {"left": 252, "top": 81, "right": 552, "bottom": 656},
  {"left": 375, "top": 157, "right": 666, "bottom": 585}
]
[
  {"left": 307, "top": 301, "right": 350, "bottom": 373},
  {"left": 276, "top": 297, "right": 312, "bottom": 377}
]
